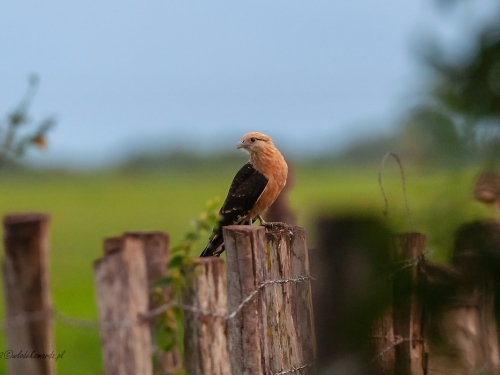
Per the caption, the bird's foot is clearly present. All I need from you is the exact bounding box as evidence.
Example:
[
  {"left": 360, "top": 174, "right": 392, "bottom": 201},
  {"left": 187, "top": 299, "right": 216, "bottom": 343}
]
[{"left": 257, "top": 215, "right": 267, "bottom": 225}]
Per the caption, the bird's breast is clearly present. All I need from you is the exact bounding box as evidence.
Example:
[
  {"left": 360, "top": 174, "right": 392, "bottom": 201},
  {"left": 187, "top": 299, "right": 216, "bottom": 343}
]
[{"left": 248, "top": 172, "right": 287, "bottom": 219}]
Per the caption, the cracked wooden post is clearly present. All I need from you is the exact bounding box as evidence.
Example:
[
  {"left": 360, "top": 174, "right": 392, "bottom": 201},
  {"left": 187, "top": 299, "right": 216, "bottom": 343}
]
[
  {"left": 224, "top": 224, "right": 315, "bottom": 375},
  {"left": 263, "top": 224, "right": 316, "bottom": 374},
  {"left": 224, "top": 225, "right": 265, "bottom": 375},
  {"left": 2, "top": 212, "right": 54, "bottom": 375},
  {"left": 370, "top": 232, "right": 427, "bottom": 375},
  {"left": 183, "top": 258, "right": 229, "bottom": 375},
  {"left": 122, "top": 231, "right": 182, "bottom": 374},
  {"left": 93, "top": 234, "right": 152, "bottom": 375},
  {"left": 392, "top": 233, "right": 427, "bottom": 375}
]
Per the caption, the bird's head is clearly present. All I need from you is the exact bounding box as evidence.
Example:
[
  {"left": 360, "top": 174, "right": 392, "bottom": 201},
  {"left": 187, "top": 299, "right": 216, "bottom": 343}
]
[{"left": 236, "top": 132, "right": 273, "bottom": 153}]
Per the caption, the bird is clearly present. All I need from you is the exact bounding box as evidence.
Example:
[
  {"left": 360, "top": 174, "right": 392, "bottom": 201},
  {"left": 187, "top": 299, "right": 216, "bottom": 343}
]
[{"left": 200, "top": 132, "right": 288, "bottom": 257}]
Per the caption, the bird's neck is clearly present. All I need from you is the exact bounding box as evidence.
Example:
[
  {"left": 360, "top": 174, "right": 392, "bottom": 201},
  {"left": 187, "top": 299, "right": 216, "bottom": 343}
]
[{"left": 250, "top": 147, "right": 284, "bottom": 176}]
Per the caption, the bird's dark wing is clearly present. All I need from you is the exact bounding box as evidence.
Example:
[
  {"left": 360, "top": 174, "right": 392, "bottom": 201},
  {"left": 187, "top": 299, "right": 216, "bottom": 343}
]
[
  {"left": 200, "top": 162, "right": 268, "bottom": 257},
  {"left": 219, "top": 162, "right": 269, "bottom": 226}
]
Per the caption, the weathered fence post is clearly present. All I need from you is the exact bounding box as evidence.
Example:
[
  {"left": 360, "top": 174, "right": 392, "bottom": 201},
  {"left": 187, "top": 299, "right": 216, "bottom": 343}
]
[
  {"left": 313, "top": 216, "right": 414, "bottom": 375},
  {"left": 224, "top": 223, "right": 315, "bottom": 375},
  {"left": 224, "top": 225, "right": 265, "bottom": 375},
  {"left": 369, "top": 232, "right": 427, "bottom": 375},
  {"left": 391, "top": 233, "right": 427, "bottom": 375},
  {"left": 371, "top": 309, "right": 395, "bottom": 375},
  {"left": 93, "top": 234, "right": 152, "bottom": 375},
  {"left": 423, "top": 221, "right": 500, "bottom": 374},
  {"left": 263, "top": 224, "right": 316, "bottom": 373},
  {"left": 183, "top": 258, "right": 229, "bottom": 375},
  {"left": 103, "top": 231, "right": 182, "bottom": 374},
  {"left": 451, "top": 222, "right": 500, "bottom": 375},
  {"left": 2, "top": 212, "right": 54, "bottom": 375}
]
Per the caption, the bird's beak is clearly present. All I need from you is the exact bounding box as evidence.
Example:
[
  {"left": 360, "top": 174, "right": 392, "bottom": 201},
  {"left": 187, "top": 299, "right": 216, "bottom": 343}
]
[{"left": 236, "top": 141, "right": 245, "bottom": 149}]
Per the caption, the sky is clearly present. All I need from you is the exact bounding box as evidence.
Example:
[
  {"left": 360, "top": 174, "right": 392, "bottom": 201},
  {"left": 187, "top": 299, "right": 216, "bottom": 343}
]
[{"left": 0, "top": 0, "right": 490, "bottom": 167}]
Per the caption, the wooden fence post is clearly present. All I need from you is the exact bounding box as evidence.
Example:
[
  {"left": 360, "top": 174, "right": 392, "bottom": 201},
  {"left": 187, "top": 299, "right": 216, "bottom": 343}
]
[
  {"left": 313, "top": 216, "right": 415, "bottom": 374},
  {"left": 183, "top": 258, "right": 229, "bottom": 375},
  {"left": 392, "top": 233, "right": 427, "bottom": 375},
  {"left": 452, "top": 222, "right": 500, "bottom": 374},
  {"left": 224, "top": 225, "right": 265, "bottom": 375},
  {"left": 224, "top": 224, "right": 315, "bottom": 375},
  {"left": 2, "top": 212, "right": 54, "bottom": 375},
  {"left": 423, "top": 221, "right": 500, "bottom": 374},
  {"left": 122, "top": 231, "right": 183, "bottom": 374},
  {"left": 263, "top": 224, "right": 316, "bottom": 374},
  {"left": 93, "top": 234, "right": 152, "bottom": 375}
]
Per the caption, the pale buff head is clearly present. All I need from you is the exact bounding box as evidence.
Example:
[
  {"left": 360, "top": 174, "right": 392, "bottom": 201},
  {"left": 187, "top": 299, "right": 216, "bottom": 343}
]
[{"left": 236, "top": 132, "right": 274, "bottom": 154}]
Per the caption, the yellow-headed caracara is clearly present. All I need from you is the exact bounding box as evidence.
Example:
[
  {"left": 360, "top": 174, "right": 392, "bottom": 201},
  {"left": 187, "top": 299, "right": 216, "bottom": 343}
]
[{"left": 200, "top": 132, "right": 288, "bottom": 257}]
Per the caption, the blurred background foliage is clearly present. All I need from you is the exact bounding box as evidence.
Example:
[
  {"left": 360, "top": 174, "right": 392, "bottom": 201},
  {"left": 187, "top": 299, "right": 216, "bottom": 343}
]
[
  {"left": 0, "top": 75, "right": 54, "bottom": 172},
  {"left": 3, "top": 0, "right": 500, "bottom": 374},
  {"left": 406, "top": 0, "right": 500, "bottom": 170}
]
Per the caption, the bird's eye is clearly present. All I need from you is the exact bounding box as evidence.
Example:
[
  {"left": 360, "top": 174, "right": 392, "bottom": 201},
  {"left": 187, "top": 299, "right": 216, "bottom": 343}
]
[{"left": 250, "top": 138, "right": 256, "bottom": 143}]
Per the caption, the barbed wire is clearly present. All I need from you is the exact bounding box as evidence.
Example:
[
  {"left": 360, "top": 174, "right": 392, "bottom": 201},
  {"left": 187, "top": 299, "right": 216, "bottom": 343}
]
[
  {"left": 369, "top": 335, "right": 404, "bottom": 363},
  {"left": 274, "top": 363, "right": 314, "bottom": 374},
  {"left": 1, "top": 253, "right": 425, "bottom": 331},
  {"left": 379, "top": 248, "right": 433, "bottom": 282},
  {"left": 0, "top": 260, "right": 443, "bottom": 375},
  {"left": 143, "top": 274, "right": 314, "bottom": 322},
  {"left": 0, "top": 275, "right": 314, "bottom": 330},
  {"left": 378, "top": 152, "right": 416, "bottom": 231},
  {"left": 0, "top": 274, "right": 315, "bottom": 375},
  {"left": 369, "top": 335, "right": 424, "bottom": 363},
  {"left": 0, "top": 308, "right": 52, "bottom": 328}
]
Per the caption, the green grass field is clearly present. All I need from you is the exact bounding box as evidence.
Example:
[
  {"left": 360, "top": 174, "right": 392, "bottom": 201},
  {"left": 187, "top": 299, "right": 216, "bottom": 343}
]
[{"left": 0, "top": 163, "right": 492, "bottom": 374}]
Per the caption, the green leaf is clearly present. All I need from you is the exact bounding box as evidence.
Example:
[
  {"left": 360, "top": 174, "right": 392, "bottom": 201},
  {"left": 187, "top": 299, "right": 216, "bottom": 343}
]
[
  {"left": 185, "top": 231, "right": 199, "bottom": 241},
  {"left": 173, "top": 307, "right": 185, "bottom": 357},
  {"left": 154, "top": 325, "right": 175, "bottom": 353},
  {"left": 168, "top": 255, "right": 184, "bottom": 269},
  {"left": 151, "top": 277, "right": 172, "bottom": 288}
]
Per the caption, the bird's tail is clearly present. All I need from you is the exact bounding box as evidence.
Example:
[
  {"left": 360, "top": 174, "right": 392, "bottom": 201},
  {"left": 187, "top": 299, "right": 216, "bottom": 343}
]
[
  {"left": 200, "top": 231, "right": 224, "bottom": 257},
  {"left": 200, "top": 220, "right": 251, "bottom": 257}
]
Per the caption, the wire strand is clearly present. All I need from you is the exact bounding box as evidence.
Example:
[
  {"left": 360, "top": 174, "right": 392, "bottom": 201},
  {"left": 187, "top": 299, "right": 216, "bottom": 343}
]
[{"left": 378, "top": 152, "right": 416, "bottom": 231}]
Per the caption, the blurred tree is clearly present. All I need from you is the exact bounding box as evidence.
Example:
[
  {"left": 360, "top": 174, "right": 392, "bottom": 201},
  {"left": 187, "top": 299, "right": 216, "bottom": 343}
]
[
  {"left": 0, "top": 75, "right": 55, "bottom": 171},
  {"left": 429, "top": 28, "right": 500, "bottom": 121},
  {"left": 408, "top": 0, "right": 500, "bottom": 168}
]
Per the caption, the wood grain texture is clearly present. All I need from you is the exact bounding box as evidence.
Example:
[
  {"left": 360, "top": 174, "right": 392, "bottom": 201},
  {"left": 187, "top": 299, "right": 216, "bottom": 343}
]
[
  {"left": 123, "top": 231, "right": 182, "bottom": 374},
  {"left": 224, "top": 224, "right": 315, "bottom": 375},
  {"left": 93, "top": 236, "right": 152, "bottom": 375},
  {"left": 392, "top": 233, "right": 427, "bottom": 375},
  {"left": 224, "top": 225, "right": 265, "bottom": 375},
  {"left": 2, "top": 212, "right": 54, "bottom": 375},
  {"left": 184, "top": 258, "right": 229, "bottom": 375},
  {"left": 262, "top": 223, "right": 315, "bottom": 375},
  {"left": 371, "top": 308, "right": 395, "bottom": 375}
]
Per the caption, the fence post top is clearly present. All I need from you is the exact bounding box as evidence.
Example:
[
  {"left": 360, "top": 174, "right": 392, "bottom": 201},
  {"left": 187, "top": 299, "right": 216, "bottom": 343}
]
[
  {"left": 223, "top": 225, "right": 266, "bottom": 234},
  {"left": 194, "top": 257, "right": 226, "bottom": 266},
  {"left": 122, "top": 231, "right": 169, "bottom": 240},
  {"left": 223, "top": 223, "right": 304, "bottom": 236},
  {"left": 3, "top": 212, "right": 50, "bottom": 225}
]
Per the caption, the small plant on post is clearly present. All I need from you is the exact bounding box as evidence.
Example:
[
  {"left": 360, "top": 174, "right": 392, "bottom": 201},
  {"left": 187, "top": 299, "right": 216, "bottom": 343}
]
[{"left": 152, "top": 198, "right": 221, "bottom": 374}]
